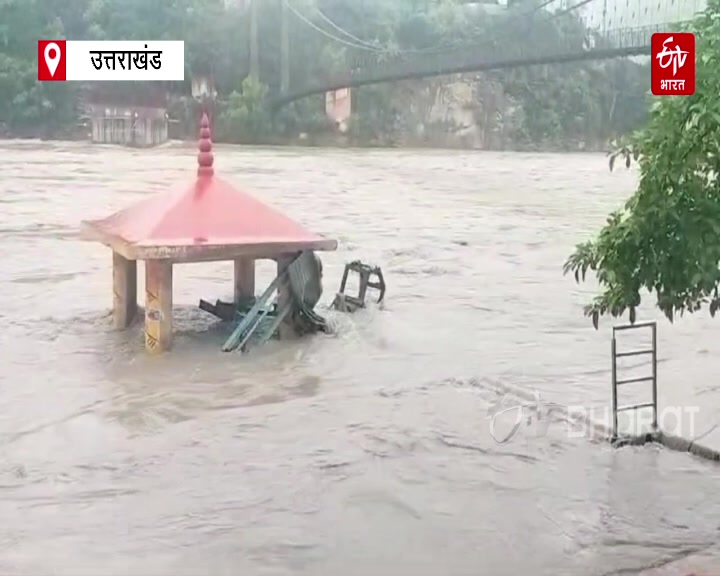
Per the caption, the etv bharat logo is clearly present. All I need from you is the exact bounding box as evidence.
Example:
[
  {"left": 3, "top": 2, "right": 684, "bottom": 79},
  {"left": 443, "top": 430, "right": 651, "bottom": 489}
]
[
  {"left": 656, "top": 36, "right": 688, "bottom": 77},
  {"left": 486, "top": 390, "right": 566, "bottom": 444},
  {"left": 486, "top": 389, "right": 701, "bottom": 444},
  {"left": 651, "top": 32, "right": 695, "bottom": 96}
]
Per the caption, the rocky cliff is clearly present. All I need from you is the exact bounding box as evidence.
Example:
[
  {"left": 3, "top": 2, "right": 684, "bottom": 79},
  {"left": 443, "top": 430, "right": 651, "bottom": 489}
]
[{"left": 348, "top": 66, "right": 636, "bottom": 152}]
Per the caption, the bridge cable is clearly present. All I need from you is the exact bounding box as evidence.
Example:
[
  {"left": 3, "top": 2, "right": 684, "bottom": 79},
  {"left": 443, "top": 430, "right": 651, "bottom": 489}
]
[
  {"left": 311, "top": 6, "right": 384, "bottom": 50},
  {"left": 283, "top": 0, "right": 384, "bottom": 51},
  {"left": 291, "top": 1, "right": 469, "bottom": 55},
  {"left": 310, "top": 6, "right": 479, "bottom": 54},
  {"left": 415, "top": 0, "right": 604, "bottom": 52},
  {"left": 309, "top": 0, "right": 582, "bottom": 55},
  {"left": 527, "top": 0, "right": 570, "bottom": 17},
  {"left": 547, "top": 0, "right": 596, "bottom": 19},
  {"left": 287, "top": 0, "right": 602, "bottom": 59}
]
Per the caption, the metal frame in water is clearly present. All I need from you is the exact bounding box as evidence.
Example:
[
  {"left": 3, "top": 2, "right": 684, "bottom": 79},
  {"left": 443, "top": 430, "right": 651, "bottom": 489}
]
[{"left": 611, "top": 321, "right": 658, "bottom": 438}]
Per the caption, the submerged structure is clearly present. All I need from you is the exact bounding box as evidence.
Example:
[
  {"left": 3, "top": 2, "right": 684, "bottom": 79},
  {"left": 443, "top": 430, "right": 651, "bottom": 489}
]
[
  {"left": 80, "top": 84, "right": 170, "bottom": 148},
  {"left": 86, "top": 103, "right": 168, "bottom": 147},
  {"left": 82, "top": 114, "right": 337, "bottom": 353}
]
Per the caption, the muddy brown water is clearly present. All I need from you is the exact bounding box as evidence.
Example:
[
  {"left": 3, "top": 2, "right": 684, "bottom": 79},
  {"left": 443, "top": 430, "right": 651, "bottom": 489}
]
[{"left": 1, "top": 140, "right": 719, "bottom": 576}]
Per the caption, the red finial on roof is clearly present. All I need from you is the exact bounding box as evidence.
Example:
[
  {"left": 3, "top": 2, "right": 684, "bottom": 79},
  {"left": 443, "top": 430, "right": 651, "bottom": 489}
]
[{"left": 197, "top": 112, "right": 214, "bottom": 178}]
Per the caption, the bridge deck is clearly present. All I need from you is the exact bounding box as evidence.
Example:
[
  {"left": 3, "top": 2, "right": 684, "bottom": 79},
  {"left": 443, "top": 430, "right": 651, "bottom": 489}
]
[{"left": 273, "top": 22, "right": 677, "bottom": 108}]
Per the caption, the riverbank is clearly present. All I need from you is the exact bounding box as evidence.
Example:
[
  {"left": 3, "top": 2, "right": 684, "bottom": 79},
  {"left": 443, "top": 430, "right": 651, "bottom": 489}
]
[{"left": 0, "top": 130, "right": 612, "bottom": 153}]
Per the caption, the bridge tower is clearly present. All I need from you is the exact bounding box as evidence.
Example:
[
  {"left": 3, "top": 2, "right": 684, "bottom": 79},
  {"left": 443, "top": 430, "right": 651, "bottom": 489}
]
[
  {"left": 249, "top": 0, "right": 259, "bottom": 78},
  {"left": 602, "top": 0, "right": 608, "bottom": 33},
  {"left": 281, "top": 0, "right": 289, "bottom": 95}
]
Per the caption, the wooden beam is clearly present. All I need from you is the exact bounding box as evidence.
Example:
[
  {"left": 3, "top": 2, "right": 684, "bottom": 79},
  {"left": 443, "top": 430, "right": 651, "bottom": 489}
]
[
  {"left": 144, "top": 259, "right": 173, "bottom": 353},
  {"left": 79, "top": 221, "right": 338, "bottom": 262},
  {"left": 112, "top": 251, "right": 137, "bottom": 329}
]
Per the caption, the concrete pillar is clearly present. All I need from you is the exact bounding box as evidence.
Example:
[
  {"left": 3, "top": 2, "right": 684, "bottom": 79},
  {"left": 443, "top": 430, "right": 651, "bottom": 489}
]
[
  {"left": 233, "top": 257, "right": 256, "bottom": 306},
  {"left": 144, "top": 259, "right": 173, "bottom": 354},
  {"left": 112, "top": 251, "right": 137, "bottom": 329},
  {"left": 276, "top": 255, "right": 296, "bottom": 340}
]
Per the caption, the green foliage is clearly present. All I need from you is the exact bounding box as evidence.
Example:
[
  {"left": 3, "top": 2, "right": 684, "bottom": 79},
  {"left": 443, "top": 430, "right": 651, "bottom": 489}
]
[
  {"left": 564, "top": 0, "right": 720, "bottom": 327},
  {"left": 275, "top": 97, "right": 335, "bottom": 137},
  {"left": 347, "top": 85, "right": 402, "bottom": 145},
  {"left": 216, "top": 76, "right": 272, "bottom": 143},
  {"left": 0, "top": 0, "right": 78, "bottom": 133}
]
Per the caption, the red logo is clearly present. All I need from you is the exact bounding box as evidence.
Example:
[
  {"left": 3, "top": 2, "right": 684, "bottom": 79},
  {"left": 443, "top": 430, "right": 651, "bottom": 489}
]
[
  {"left": 37, "top": 40, "right": 66, "bottom": 81},
  {"left": 651, "top": 33, "right": 695, "bottom": 96}
]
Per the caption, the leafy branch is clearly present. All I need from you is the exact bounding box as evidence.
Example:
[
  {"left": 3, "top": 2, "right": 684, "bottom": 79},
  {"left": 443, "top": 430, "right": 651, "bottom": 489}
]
[{"left": 564, "top": 1, "right": 720, "bottom": 328}]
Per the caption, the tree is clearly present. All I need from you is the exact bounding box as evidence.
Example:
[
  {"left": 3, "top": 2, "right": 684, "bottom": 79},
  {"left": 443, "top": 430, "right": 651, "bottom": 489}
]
[
  {"left": 215, "top": 76, "right": 272, "bottom": 143},
  {"left": 563, "top": 0, "right": 720, "bottom": 328},
  {"left": 0, "top": 0, "right": 78, "bottom": 134}
]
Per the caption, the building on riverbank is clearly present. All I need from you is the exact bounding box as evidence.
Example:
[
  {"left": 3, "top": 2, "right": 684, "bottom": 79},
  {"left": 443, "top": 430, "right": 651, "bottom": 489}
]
[
  {"left": 79, "top": 84, "right": 170, "bottom": 148},
  {"left": 86, "top": 105, "right": 169, "bottom": 147}
]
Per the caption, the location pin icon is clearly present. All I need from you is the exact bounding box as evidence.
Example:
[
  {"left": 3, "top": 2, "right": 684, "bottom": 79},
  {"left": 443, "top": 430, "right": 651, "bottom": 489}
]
[{"left": 44, "top": 43, "right": 61, "bottom": 77}]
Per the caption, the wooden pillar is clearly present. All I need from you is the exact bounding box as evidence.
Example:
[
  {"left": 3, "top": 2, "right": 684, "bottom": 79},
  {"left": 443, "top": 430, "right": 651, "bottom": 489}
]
[
  {"left": 144, "top": 259, "right": 173, "bottom": 354},
  {"left": 112, "top": 251, "right": 137, "bottom": 329},
  {"left": 276, "top": 255, "right": 296, "bottom": 340},
  {"left": 233, "top": 257, "right": 256, "bottom": 305}
]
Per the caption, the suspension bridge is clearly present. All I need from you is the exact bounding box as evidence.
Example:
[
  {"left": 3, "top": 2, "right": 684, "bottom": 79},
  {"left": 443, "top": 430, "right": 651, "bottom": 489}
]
[{"left": 256, "top": 0, "right": 704, "bottom": 108}]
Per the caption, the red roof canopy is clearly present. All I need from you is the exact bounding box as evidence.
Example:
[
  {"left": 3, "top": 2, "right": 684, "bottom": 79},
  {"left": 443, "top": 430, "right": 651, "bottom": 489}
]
[{"left": 82, "top": 114, "right": 337, "bottom": 260}]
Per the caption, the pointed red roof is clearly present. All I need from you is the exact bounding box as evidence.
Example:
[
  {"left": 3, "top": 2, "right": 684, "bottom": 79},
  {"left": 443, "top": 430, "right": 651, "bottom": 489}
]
[{"left": 82, "top": 113, "right": 337, "bottom": 260}]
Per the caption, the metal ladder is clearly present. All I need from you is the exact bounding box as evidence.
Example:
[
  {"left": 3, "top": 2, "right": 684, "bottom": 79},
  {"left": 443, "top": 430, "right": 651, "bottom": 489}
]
[{"left": 611, "top": 321, "right": 658, "bottom": 438}]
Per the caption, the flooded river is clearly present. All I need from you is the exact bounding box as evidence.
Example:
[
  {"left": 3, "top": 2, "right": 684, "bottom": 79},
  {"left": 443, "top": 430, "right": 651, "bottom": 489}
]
[{"left": 1, "top": 140, "right": 719, "bottom": 575}]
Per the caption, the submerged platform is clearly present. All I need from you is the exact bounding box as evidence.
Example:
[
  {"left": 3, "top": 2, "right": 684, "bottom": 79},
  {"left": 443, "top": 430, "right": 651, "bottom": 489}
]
[{"left": 81, "top": 113, "right": 337, "bottom": 353}]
